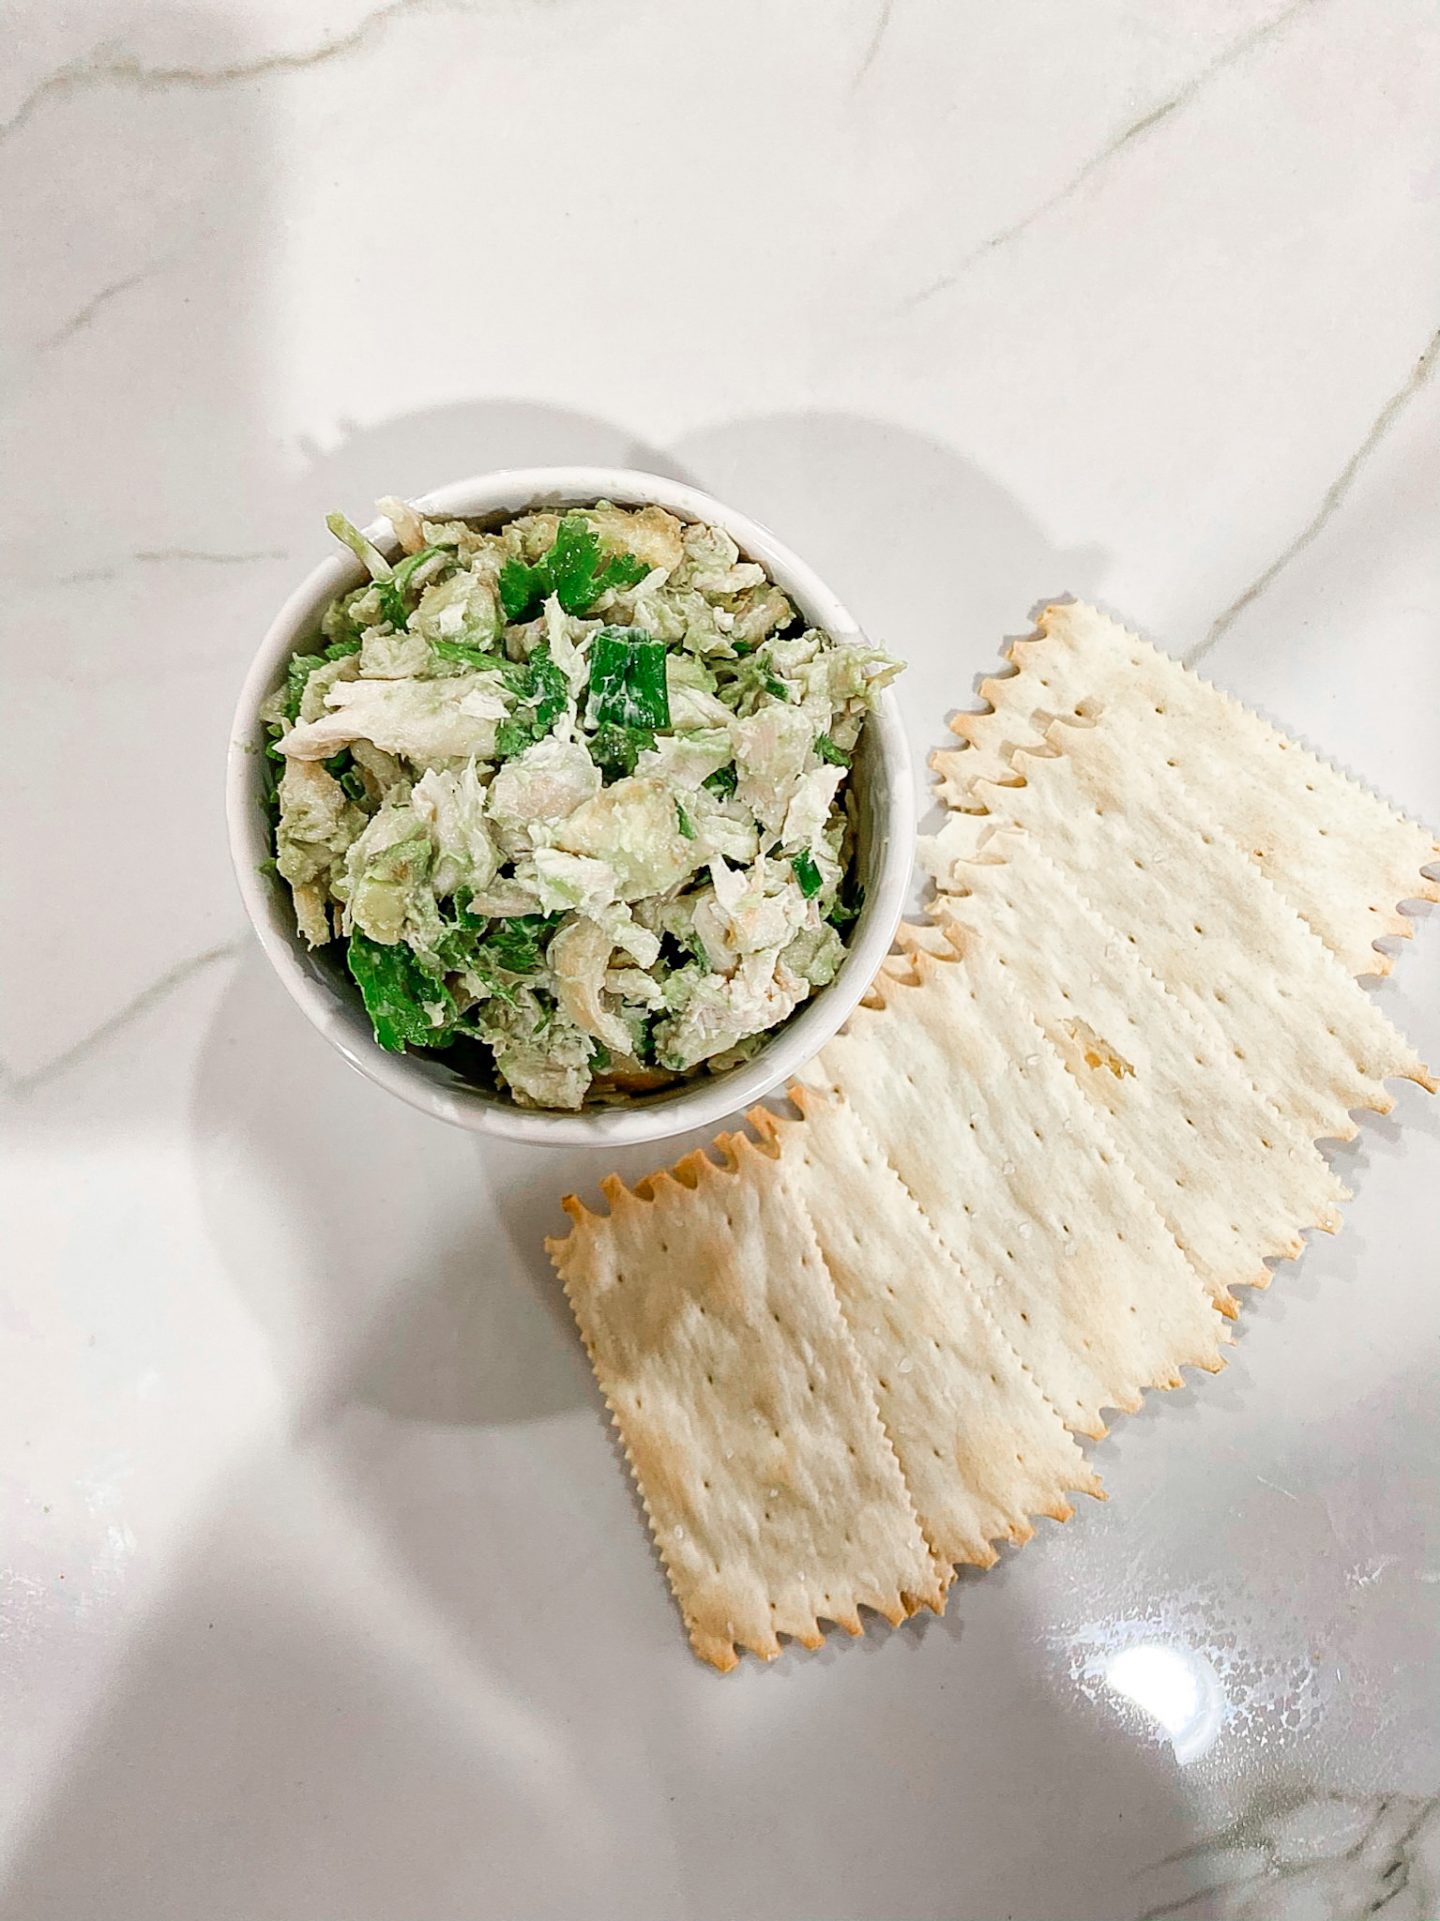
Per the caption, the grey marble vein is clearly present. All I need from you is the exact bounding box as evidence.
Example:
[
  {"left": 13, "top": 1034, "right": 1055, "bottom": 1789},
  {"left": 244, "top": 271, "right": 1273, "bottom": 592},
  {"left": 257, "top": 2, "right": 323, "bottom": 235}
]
[
  {"left": 47, "top": 549, "right": 290, "bottom": 585},
  {"left": 1138, "top": 1788, "right": 1440, "bottom": 1920},
  {"left": 33, "top": 253, "right": 177, "bottom": 356},
  {"left": 903, "top": 0, "right": 1323, "bottom": 310},
  {"left": 0, "top": 0, "right": 473, "bottom": 148},
  {"left": 1189, "top": 323, "right": 1440, "bottom": 664},
  {"left": 8, "top": 940, "right": 245, "bottom": 1097},
  {"left": 851, "top": 0, "right": 897, "bottom": 90}
]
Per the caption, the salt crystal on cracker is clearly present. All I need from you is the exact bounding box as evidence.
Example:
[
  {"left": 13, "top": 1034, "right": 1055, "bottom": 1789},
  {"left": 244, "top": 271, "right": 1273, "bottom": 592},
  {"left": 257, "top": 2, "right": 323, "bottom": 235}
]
[
  {"left": 749, "top": 1090, "right": 1101, "bottom": 1566},
  {"left": 923, "top": 826, "right": 1349, "bottom": 1308},
  {"left": 805, "top": 939, "right": 1228, "bottom": 1439},
  {"left": 931, "top": 601, "right": 1439, "bottom": 977},
  {"left": 547, "top": 1148, "right": 947, "bottom": 1671}
]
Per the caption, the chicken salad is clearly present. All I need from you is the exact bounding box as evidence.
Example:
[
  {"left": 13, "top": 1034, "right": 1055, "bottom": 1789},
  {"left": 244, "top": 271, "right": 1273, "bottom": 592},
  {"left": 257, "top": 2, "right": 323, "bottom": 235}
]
[{"left": 261, "top": 498, "right": 901, "bottom": 1109}]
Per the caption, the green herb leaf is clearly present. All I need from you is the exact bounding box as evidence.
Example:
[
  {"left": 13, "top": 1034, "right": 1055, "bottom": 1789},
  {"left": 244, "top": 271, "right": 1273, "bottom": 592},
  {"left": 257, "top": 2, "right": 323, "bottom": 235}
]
[
  {"left": 594, "top": 550, "right": 649, "bottom": 594},
  {"left": 792, "top": 849, "right": 823, "bottom": 898},
  {"left": 497, "top": 517, "right": 647, "bottom": 623},
  {"left": 430, "top": 888, "right": 489, "bottom": 969},
  {"left": 492, "top": 642, "right": 568, "bottom": 759},
  {"left": 375, "top": 579, "right": 408, "bottom": 631},
  {"left": 484, "top": 913, "right": 560, "bottom": 974},
  {"left": 434, "top": 909, "right": 562, "bottom": 988},
  {"left": 494, "top": 718, "right": 535, "bottom": 759},
  {"left": 528, "top": 643, "right": 568, "bottom": 730},
  {"left": 346, "top": 933, "right": 458, "bottom": 1053},
  {"left": 763, "top": 674, "right": 790, "bottom": 702},
  {"left": 544, "top": 517, "right": 649, "bottom": 615},
  {"left": 498, "top": 556, "right": 546, "bottom": 623},
  {"left": 546, "top": 518, "right": 610, "bottom": 615},
  {"left": 675, "top": 799, "right": 697, "bottom": 841},
  {"left": 815, "top": 733, "right": 851, "bottom": 767},
  {"left": 702, "top": 762, "right": 738, "bottom": 798},
  {"left": 589, "top": 1041, "right": 613, "bottom": 1070},
  {"left": 431, "top": 923, "right": 482, "bottom": 975},
  {"left": 587, "top": 626, "right": 670, "bottom": 731},
  {"left": 451, "top": 887, "right": 488, "bottom": 929}
]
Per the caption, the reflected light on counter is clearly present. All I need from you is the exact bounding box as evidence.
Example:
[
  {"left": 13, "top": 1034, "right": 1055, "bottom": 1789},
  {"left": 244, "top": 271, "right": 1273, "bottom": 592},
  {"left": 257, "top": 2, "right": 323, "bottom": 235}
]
[{"left": 1104, "top": 1642, "right": 1224, "bottom": 1765}]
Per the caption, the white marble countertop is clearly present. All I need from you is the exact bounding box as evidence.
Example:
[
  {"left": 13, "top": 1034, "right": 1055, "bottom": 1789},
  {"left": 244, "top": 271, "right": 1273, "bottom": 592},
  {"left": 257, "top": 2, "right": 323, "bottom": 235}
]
[{"left": 4, "top": 2, "right": 1438, "bottom": 1915}]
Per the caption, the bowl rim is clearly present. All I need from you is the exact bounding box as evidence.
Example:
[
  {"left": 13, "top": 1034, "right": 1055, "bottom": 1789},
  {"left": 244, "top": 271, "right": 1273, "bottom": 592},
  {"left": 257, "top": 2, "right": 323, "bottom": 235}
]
[{"left": 225, "top": 465, "right": 912, "bottom": 1146}]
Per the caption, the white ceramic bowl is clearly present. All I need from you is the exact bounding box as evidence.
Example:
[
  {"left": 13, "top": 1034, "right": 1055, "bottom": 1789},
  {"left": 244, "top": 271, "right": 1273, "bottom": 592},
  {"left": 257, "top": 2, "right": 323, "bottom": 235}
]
[{"left": 226, "top": 468, "right": 913, "bottom": 1146}]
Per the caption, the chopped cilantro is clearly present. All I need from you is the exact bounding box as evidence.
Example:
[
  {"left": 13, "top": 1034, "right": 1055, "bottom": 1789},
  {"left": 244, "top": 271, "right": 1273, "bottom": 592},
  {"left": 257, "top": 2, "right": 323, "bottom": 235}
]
[
  {"left": 702, "top": 763, "right": 738, "bottom": 798},
  {"left": 431, "top": 909, "right": 559, "bottom": 997},
  {"left": 815, "top": 733, "right": 850, "bottom": 767},
  {"left": 792, "top": 849, "right": 823, "bottom": 898},
  {"left": 485, "top": 914, "right": 560, "bottom": 973},
  {"left": 545, "top": 518, "right": 647, "bottom": 612},
  {"left": 497, "top": 558, "right": 542, "bottom": 624},
  {"left": 494, "top": 642, "right": 568, "bottom": 758},
  {"left": 526, "top": 644, "right": 568, "bottom": 727},
  {"left": 763, "top": 674, "right": 790, "bottom": 702},
  {"left": 498, "top": 516, "right": 648, "bottom": 622},
  {"left": 675, "top": 800, "right": 697, "bottom": 841}
]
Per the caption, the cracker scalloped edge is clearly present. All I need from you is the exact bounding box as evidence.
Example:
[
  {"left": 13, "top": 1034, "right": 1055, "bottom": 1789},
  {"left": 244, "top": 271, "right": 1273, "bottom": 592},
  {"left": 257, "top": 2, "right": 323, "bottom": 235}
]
[
  {"left": 931, "top": 600, "right": 1440, "bottom": 974},
  {"left": 545, "top": 1144, "right": 949, "bottom": 1673}
]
